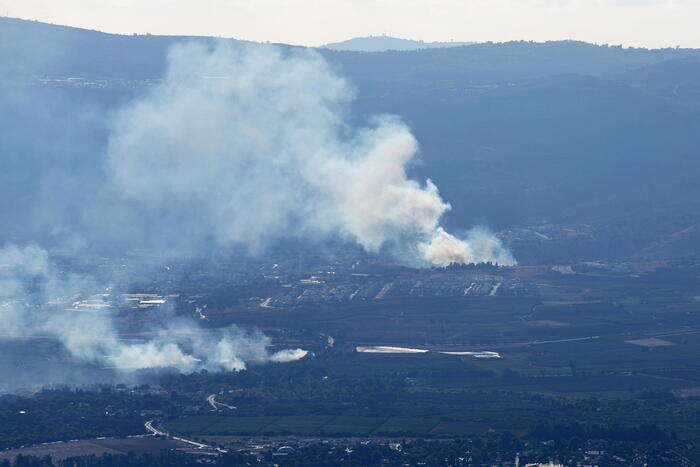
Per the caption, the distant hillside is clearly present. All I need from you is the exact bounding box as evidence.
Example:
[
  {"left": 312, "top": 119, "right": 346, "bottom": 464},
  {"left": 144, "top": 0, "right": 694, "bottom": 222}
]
[
  {"left": 326, "top": 40, "right": 700, "bottom": 86},
  {"left": 3, "top": 17, "right": 700, "bottom": 262},
  {"left": 322, "top": 35, "right": 474, "bottom": 52},
  {"left": 0, "top": 17, "right": 254, "bottom": 79},
  {"left": 4, "top": 17, "right": 698, "bottom": 82}
]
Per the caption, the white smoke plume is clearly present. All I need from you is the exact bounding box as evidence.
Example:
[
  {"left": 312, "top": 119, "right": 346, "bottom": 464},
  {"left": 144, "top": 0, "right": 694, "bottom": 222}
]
[
  {"left": 107, "top": 41, "right": 514, "bottom": 266},
  {"left": 270, "top": 348, "right": 310, "bottom": 363},
  {"left": 107, "top": 326, "right": 305, "bottom": 372},
  {"left": 0, "top": 244, "right": 306, "bottom": 375},
  {"left": 0, "top": 41, "right": 514, "bottom": 388}
]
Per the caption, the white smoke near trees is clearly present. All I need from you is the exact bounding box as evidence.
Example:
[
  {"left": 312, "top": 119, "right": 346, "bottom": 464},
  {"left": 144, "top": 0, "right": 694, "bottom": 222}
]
[
  {"left": 107, "top": 41, "right": 514, "bottom": 266},
  {"left": 0, "top": 244, "right": 306, "bottom": 374},
  {"left": 107, "top": 326, "right": 301, "bottom": 372},
  {"left": 270, "top": 348, "right": 310, "bottom": 363}
]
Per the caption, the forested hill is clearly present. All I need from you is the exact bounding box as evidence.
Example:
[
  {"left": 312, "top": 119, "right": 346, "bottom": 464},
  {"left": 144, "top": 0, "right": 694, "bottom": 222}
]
[
  {"left": 327, "top": 40, "right": 700, "bottom": 86},
  {"left": 0, "top": 17, "right": 179, "bottom": 79},
  {"left": 322, "top": 35, "right": 474, "bottom": 52},
  {"left": 3, "top": 17, "right": 700, "bottom": 262},
  {"left": 2, "top": 17, "right": 698, "bottom": 81}
]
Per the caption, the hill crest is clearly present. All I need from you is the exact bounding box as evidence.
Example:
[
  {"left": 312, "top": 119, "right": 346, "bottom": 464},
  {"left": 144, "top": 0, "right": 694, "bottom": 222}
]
[{"left": 322, "top": 35, "right": 474, "bottom": 52}]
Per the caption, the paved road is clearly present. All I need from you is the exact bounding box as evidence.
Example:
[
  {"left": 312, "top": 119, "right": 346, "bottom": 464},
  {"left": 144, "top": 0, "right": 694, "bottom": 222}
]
[
  {"left": 144, "top": 420, "right": 226, "bottom": 452},
  {"left": 144, "top": 420, "right": 166, "bottom": 436},
  {"left": 207, "top": 394, "right": 237, "bottom": 411}
]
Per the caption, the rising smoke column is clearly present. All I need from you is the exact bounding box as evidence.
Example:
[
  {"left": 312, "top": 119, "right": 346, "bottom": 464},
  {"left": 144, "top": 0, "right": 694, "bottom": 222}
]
[
  {"left": 107, "top": 41, "right": 514, "bottom": 266},
  {"left": 0, "top": 40, "right": 514, "bottom": 388}
]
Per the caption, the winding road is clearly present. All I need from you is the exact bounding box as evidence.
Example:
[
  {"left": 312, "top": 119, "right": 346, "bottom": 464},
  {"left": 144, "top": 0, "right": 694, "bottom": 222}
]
[
  {"left": 144, "top": 419, "right": 227, "bottom": 453},
  {"left": 206, "top": 394, "right": 237, "bottom": 411},
  {"left": 144, "top": 420, "right": 167, "bottom": 437}
]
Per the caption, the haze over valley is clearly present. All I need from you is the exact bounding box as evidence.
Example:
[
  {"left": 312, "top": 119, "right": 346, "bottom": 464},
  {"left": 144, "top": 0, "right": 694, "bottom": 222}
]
[{"left": 2, "top": 14, "right": 700, "bottom": 466}]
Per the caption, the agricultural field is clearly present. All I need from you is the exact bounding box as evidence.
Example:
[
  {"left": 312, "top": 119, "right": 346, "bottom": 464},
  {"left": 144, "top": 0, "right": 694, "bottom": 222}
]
[{"left": 0, "top": 437, "right": 188, "bottom": 463}]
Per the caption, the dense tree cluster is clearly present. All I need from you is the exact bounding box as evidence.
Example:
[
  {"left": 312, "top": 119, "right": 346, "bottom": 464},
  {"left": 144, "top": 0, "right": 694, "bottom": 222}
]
[
  {"left": 0, "top": 388, "right": 177, "bottom": 450},
  {"left": 0, "top": 434, "right": 690, "bottom": 466}
]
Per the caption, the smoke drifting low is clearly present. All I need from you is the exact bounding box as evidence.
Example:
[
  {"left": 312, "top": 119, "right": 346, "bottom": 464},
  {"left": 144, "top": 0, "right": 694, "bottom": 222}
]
[
  {"left": 107, "top": 42, "right": 514, "bottom": 266},
  {"left": 107, "top": 329, "right": 308, "bottom": 373},
  {"left": 0, "top": 244, "right": 307, "bottom": 377}
]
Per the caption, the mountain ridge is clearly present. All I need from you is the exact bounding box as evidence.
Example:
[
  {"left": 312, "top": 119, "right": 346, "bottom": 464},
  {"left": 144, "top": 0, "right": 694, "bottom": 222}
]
[
  {"left": 3, "top": 17, "right": 700, "bottom": 262},
  {"left": 322, "top": 35, "right": 474, "bottom": 52},
  {"left": 3, "top": 16, "right": 699, "bottom": 81}
]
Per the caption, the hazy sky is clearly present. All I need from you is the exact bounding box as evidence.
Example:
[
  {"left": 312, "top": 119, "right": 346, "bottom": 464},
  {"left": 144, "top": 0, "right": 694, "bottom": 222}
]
[{"left": 2, "top": 0, "right": 699, "bottom": 48}]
